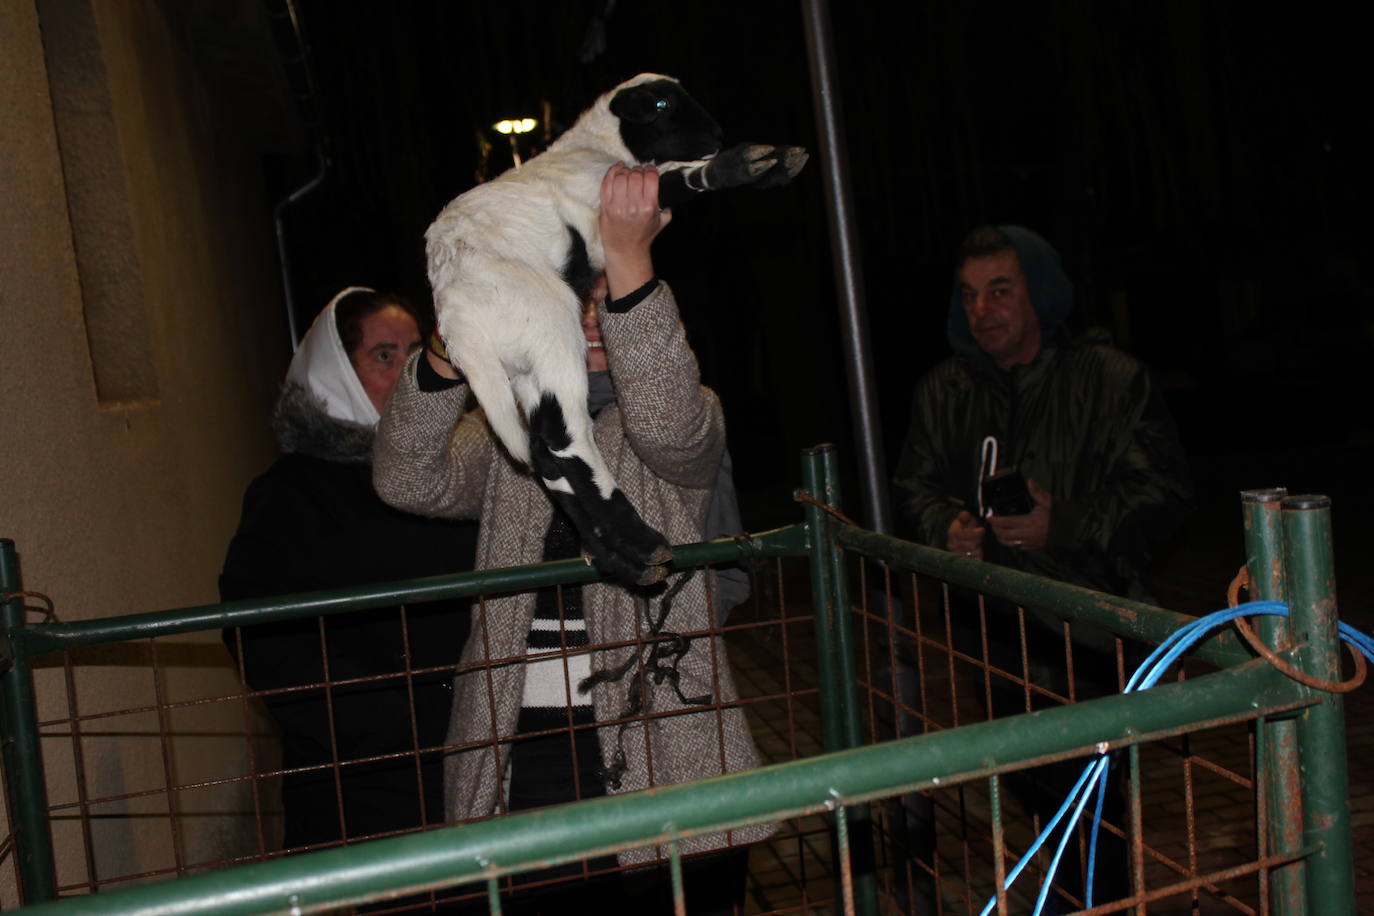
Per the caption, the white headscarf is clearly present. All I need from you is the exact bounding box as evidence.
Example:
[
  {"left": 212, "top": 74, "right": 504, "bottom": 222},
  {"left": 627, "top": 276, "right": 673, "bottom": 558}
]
[{"left": 284, "top": 286, "right": 381, "bottom": 428}]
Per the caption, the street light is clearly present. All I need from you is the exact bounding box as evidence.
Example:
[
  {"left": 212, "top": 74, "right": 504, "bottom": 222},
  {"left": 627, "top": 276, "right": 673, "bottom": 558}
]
[{"left": 493, "top": 117, "right": 538, "bottom": 167}]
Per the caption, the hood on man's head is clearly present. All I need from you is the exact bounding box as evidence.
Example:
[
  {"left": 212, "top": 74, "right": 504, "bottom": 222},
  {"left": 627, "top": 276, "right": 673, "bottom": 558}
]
[{"left": 946, "top": 225, "right": 1074, "bottom": 356}]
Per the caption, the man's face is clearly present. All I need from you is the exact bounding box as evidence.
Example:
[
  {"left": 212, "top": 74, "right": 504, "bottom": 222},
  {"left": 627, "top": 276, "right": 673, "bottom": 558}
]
[
  {"left": 958, "top": 250, "right": 1042, "bottom": 370},
  {"left": 348, "top": 305, "right": 423, "bottom": 412}
]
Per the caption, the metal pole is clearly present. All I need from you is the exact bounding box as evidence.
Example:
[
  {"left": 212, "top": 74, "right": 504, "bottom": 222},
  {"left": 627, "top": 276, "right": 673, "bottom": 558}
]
[
  {"left": 800, "top": 0, "right": 891, "bottom": 536},
  {"left": 263, "top": 0, "right": 329, "bottom": 352},
  {"left": 273, "top": 144, "right": 328, "bottom": 352},
  {"left": 1280, "top": 495, "right": 1356, "bottom": 913},
  {"left": 17, "top": 530, "right": 810, "bottom": 656},
  {"left": 0, "top": 539, "right": 58, "bottom": 903},
  {"left": 1240, "top": 489, "right": 1304, "bottom": 914}
]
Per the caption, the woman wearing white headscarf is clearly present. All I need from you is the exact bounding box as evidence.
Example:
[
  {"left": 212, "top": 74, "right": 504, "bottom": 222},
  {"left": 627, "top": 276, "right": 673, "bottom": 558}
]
[{"left": 220, "top": 287, "right": 478, "bottom": 851}]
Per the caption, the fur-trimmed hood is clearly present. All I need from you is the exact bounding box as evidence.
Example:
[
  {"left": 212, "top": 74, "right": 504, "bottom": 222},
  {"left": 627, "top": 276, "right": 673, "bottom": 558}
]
[{"left": 272, "top": 381, "right": 374, "bottom": 463}]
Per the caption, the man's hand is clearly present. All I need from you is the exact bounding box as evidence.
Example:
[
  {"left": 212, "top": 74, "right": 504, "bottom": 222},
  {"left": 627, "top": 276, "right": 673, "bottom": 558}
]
[
  {"left": 946, "top": 510, "right": 987, "bottom": 560},
  {"left": 599, "top": 163, "right": 672, "bottom": 299},
  {"left": 988, "top": 480, "right": 1052, "bottom": 551}
]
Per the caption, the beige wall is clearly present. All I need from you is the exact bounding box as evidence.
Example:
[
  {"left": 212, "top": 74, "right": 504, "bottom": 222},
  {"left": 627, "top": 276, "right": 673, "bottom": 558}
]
[{"left": 2, "top": 0, "right": 288, "bottom": 902}]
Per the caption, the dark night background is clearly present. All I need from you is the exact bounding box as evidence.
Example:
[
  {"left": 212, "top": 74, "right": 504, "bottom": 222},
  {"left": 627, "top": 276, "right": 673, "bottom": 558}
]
[{"left": 258, "top": 2, "right": 1370, "bottom": 610}]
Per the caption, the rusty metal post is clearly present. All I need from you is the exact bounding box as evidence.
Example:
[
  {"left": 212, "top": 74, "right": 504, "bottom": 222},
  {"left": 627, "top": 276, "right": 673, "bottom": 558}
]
[
  {"left": 1281, "top": 496, "right": 1356, "bottom": 913},
  {"left": 1241, "top": 488, "right": 1305, "bottom": 913},
  {"left": 0, "top": 539, "right": 58, "bottom": 903}
]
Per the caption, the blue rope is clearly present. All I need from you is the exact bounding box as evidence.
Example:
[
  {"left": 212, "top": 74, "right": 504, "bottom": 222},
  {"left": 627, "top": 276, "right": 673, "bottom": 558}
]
[{"left": 978, "top": 600, "right": 1371, "bottom": 916}]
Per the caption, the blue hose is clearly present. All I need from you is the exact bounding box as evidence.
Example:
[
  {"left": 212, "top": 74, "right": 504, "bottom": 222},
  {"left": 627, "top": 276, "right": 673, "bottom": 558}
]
[{"left": 979, "top": 601, "right": 1369, "bottom": 916}]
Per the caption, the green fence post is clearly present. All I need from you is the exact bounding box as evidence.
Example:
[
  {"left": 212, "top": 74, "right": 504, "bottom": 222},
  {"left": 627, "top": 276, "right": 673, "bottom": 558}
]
[
  {"left": 1281, "top": 496, "right": 1356, "bottom": 913},
  {"left": 817, "top": 446, "right": 864, "bottom": 752},
  {"left": 801, "top": 446, "right": 847, "bottom": 755},
  {"left": 800, "top": 446, "right": 877, "bottom": 916},
  {"left": 0, "top": 538, "right": 58, "bottom": 903},
  {"left": 1241, "top": 488, "right": 1305, "bottom": 914}
]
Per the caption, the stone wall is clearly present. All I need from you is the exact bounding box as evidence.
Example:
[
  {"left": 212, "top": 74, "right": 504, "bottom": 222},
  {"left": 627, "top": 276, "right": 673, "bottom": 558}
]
[{"left": 1, "top": 0, "right": 289, "bottom": 901}]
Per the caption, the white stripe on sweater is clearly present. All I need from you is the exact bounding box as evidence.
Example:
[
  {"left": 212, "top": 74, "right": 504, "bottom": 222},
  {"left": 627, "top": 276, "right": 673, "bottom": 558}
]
[{"left": 521, "top": 651, "right": 594, "bottom": 708}]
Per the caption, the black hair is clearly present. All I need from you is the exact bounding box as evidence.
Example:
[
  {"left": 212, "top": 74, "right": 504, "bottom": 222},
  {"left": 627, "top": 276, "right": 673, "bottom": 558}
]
[
  {"left": 954, "top": 225, "right": 1015, "bottom": 269},
  {"left": 333, "top": 290, "right": 426, "bottom": 356}
]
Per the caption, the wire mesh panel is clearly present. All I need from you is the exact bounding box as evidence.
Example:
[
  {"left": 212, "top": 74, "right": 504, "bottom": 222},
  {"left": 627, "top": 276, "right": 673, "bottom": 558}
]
[
  {"left": 2, "top": 543, "right": 835, "bottom": 914},
  {"left": 0, "top": 472, "right": 1358, "bottom": 915},
  {"left": 844, "top": 553, "right": 1283, "bottom": 913},
  {"left": 728, "top": 554, "right": 839, "bottom": 913}
]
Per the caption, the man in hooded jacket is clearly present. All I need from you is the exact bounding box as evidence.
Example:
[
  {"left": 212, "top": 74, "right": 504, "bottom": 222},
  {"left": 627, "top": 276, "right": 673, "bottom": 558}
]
[
  {"left": 893, "top": 225, "right": 1193, "bottom": 911},
  {"left": 894, "top": 224, "right": 1192, "bottom": 600}
]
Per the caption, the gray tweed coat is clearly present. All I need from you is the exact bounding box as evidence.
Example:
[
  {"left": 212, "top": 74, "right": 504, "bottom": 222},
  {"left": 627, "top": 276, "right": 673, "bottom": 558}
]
[{"left": 373, "top": 282, "right": 769, "bottom": 861}]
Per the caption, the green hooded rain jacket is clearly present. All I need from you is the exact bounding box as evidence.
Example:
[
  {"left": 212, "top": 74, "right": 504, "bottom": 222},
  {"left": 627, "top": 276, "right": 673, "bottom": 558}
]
[{"left": 893, "top": 226, "right": 1193, "bottom": 601}]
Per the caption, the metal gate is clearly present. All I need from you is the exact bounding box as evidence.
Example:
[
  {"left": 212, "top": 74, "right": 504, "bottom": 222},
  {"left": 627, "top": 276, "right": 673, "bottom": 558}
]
[{"left": 1, "top": 446, "right": 1358, "bottom": 914}]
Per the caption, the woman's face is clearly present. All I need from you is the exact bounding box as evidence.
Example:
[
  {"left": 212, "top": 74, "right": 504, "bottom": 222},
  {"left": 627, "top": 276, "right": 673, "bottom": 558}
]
[
  {"left": 583, "top": 274, "right": 610, "bottom": 372},
  {"left": 348, "top": 305, "right": 422, "bottom": 412}
]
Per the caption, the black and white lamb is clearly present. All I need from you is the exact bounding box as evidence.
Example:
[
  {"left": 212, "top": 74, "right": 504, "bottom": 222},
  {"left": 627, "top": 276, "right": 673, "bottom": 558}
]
[{"left": 426, "top": 72, "right": 807, "bottom": 585}]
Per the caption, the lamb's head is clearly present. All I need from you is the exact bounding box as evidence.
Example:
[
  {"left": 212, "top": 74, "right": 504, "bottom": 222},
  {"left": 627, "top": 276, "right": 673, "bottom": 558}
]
[{"left": 608, "top": 74, "right": 723, "bottom": 165}]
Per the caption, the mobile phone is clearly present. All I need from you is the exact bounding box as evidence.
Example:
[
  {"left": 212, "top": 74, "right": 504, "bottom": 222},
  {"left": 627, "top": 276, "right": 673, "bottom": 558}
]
[{"left": 982, "top": 468, "right": 1034, "bottom": 517}]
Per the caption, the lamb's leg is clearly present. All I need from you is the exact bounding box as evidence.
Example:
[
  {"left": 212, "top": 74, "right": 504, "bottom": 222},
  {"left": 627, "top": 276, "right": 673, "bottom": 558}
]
[
  {"left": 528, "top": 392, "right": 671, "bottom": 586},
  {"left": 657, "top": 143, "right": 810, "bottom": 208}
]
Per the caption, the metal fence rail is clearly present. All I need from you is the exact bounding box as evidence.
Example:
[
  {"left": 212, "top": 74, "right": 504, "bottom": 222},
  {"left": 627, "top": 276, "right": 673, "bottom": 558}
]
[{"left": 1, "top": 446, "right": 1357, "bottom": 914}]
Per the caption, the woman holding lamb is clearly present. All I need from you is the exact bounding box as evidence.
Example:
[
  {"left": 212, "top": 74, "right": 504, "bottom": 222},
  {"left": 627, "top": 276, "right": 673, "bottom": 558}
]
[{"left": 372, "top": 164, "right": 764, "bottom": 912}]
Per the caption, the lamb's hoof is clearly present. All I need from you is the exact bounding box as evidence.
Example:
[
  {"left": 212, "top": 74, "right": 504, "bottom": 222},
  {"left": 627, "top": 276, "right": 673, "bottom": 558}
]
[
  {"left": 605, "top": 491, "right": 672, "bottom": 569},
  {"left": 591, "top": 548, "right": 668, "bottom": 588},
  {"left": 754, "top": 145, "right": 809, "bottom": 189},
  {"left": 635, "top": 563, "right": 670, "bottom": 587},
  {"left": 707, "top": 143, "right": 780, "bottom": 188},
  {"left": 741, "top": 144, "right": 778, "bottom": 178}
]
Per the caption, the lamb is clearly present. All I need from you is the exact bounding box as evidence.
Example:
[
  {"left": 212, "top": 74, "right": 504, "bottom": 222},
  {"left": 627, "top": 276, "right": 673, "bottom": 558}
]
[{"left": 425, "top": 73, "right": 807, "bottom": 585}]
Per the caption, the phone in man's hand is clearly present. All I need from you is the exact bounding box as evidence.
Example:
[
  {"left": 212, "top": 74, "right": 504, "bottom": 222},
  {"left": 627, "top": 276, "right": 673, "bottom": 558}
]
[{"left": 982, "top": 468, "right": 1034, "bottom": 517}]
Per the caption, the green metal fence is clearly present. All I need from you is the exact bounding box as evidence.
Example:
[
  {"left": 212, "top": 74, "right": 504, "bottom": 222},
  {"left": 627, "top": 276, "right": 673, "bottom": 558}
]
[{"left": 0, "top": 445, "right": 1358, "bottom": 914}]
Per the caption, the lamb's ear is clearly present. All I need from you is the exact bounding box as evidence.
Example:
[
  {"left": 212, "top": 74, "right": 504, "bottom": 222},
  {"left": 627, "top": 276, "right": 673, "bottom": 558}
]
[{"left": 609, "top": 86, "right": 661, "bottom": 125}]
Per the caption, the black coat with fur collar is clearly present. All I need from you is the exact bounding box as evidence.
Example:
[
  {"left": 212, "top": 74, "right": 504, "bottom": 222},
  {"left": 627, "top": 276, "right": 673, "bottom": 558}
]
[{"left": 220, "top": 383, "right": 478, "bottom": 847}]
